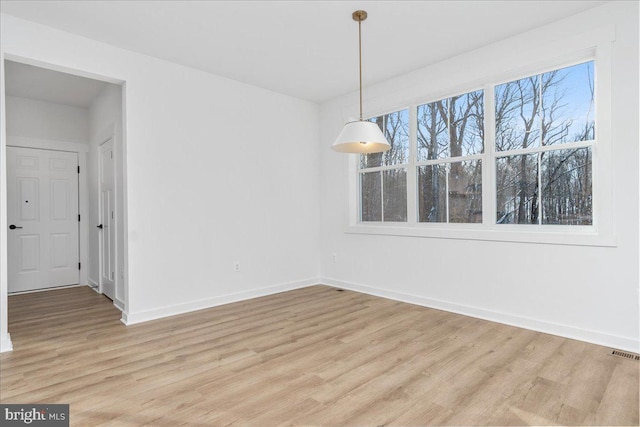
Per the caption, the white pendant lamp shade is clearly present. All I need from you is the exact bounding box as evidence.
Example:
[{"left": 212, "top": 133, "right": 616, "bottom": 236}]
[
  {"left": 332, "top": 120, "right": 390, "bottom": 153},
  {"left": 332, "top": 10, "right": 391, "bottom": 154}
]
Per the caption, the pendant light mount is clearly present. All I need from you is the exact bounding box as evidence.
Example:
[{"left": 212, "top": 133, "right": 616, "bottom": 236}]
[
  {"left": 353, "top": 10, "right": 366, "bottom": 121},
  {"left": 352, "top": 10, "right": 367, "bottom": 22},
  {"left": 332, "top": 10, "right": 391, "bottom": 154}
]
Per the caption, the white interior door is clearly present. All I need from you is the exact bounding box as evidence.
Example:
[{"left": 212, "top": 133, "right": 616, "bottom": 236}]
[
  {"left": 99, "top": 139, "right": 116, "bottom": 300},
  {"left": 7, "top": 147, "right": 80, "bottom": 293}
]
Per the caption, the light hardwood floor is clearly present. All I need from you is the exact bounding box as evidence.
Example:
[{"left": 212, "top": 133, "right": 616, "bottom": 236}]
[{"left": 1, "top": 285, "right": 638, "bottom": 426}]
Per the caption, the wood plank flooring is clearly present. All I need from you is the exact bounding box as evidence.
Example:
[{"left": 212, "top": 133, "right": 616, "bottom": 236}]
[{"left": 1, "top": 285, "right": 638, "bottom": 426}]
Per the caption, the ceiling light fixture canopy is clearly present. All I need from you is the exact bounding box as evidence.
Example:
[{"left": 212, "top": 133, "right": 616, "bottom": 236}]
[{"left": 332, "top": 10, "right": 390, "bottom": 154}]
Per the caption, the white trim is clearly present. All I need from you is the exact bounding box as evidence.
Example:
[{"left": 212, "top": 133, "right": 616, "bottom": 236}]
[
  {"left": 113, "top": 298, "right": 124, "bottom": 312},
  {"left": 78, "top": 151, "right": 88, "bottom": 286},
  {"left": 94, "top": 119, "right": 128, "bottom": 309},
  {"left": 97, "top": 133, "right": 115, "bottom": 297},
  {"left": 7, "top": 135, "right": 89, "bottom": 153},
  {"left": 4, "top": 53, "right": 125, "bottom": 86},
  {"left": 1, "top": 54, "right": 11, "bottom": 353},
  {"left": 8, "top": 284, "right": 85, "bottom": 295},
  {"left": 88, "top": 278, "right": 100, "bottom": 293},
  {"left": 322, "top": 278, "right": 639, "bottom": 353},
  {"left": 414, "top": 153, "right": 485, "bottom": 167},
  {"left": 0, "top": 333, "right": 12, "bottom": 353},
  {"left": 407, "top": 105, "right": 417, "bottom": 225},
  {"left": 120, "top": 278, "right": 318, "bottom": 325},
  {"left": 483, "top": 83, "right": 496, "bottom": 226},
  {"left": 357, "top": 163, "right": 409, "bottom": 173},
  {"left": 345, "top": 223, "right": 616, "bottom": 247},
  {"left": 493, "top": 140, "right": 594, "bottom": 158},
  {"left": 118, "top": 82, "right": 130, "bottom": 328}
]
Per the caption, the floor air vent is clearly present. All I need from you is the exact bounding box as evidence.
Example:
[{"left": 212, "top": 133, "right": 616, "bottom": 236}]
[{"left": 611, "top": 350, "right": 640, "bottom": 361}]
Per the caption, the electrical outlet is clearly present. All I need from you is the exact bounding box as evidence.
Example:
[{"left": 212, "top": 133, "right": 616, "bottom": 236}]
[
  {"left": 234, "top": 261, "right": 240, "bottom": 272},
  {"left": 332, "top": 253, "right": 337, "bottom": 263}
]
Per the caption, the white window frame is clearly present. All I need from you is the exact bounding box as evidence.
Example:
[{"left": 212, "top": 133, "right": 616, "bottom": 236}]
[
  {"left": 346, "top": 27, "right": 616, "bottom": 247},
  {"left": 412, "top": 90, "right": 485, "bottom": 225},
  {"left": 358, "top": 111, "right": 410, "bottom": 223}
]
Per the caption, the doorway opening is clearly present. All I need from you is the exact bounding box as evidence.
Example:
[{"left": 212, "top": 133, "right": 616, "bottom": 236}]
[{"left": 3, "top": 59, "right": 128, "bottom": 314}]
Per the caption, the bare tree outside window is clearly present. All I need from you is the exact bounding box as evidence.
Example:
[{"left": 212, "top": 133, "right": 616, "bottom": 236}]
[
  {"left": 542, "top": 148, "right": 592, "bottom": 224},
  {"left": 359, "top": 110, "right": 409, "bottom": 222},
  {"left": 355, "top": 61, "right": 594, "bottom": 229},
  {"left": 360, "top": 171, "right": 382, "bottom": 221},
  {"left": 417, "top": 90, "right": 484, "bottom": 223},
  {"left": 495, "top": 61, "right": 594, "bottom": 225}
]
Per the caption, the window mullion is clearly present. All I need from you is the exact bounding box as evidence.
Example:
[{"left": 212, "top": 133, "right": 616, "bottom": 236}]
[
  {"left": 537, "top": 75, "right": 543, "bottom": 226},
  {"left": 446, "top": 100, "right": 451, "bottom": 223},
  {"left": 537, "top": 152, "right": 543, "bottom": 225},
  {"left": 416, "top": 153, "right": 484, "bottom": 166},
  {"left": 483, "top": 84, "right": 496, "bottom": 225},
  {"left": 445, "top": 164, "right": 450, "bottom": 223},
  {"left": 380, "top": 169, "right": 384, "bottom": 221},
  {"left": 407, "top": 105, "right": 417, "bottom": 225},
  {"left": 358, "top": 172, "right": 362, "bottom": 222},
  {"left": 494, "top": 140, "right": 594, "bottom": 157}
]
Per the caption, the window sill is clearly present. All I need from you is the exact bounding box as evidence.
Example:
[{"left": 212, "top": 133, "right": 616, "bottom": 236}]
[{"left": 345, "top": 223, "right": 617, "bottom": 247}]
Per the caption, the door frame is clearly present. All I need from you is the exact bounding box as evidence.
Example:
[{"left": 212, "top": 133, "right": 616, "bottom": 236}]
[
  {"left": 0, "top": 54, "right": 129, "bottom": 352},
  {"left": 98, "top": 136, "right": 116, "bottom": 300}
]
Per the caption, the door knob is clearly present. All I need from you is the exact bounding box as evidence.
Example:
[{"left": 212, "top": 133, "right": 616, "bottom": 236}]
[
  {"left": 97, "top": 224, "right": 103, "bottom": 229},
  {"left": 9, "top": 225, "right": 23, "bottom": 230}
]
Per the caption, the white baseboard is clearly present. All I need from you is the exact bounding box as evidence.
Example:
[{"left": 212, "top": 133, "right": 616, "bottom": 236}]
[
  {"left": 322, "top": 278, "right": 639, "bottom": 354},
  {"left": 0, "top": 333, "right": 13, "bottom": 353},
  {"left": 115, "top": 276, "right": 638, "bottom": 353},
  {"left": 88, "top": 278, "right": 100, "bottom": 293},
  {"left": 121, "top": 278, "right": 318, "bottom": 325},
  {"left": 87, "top": 279, "right": 124, "bottom": 312},
  {"left": 8, "top": 283, "right": 84, "bottom": 295},
  {"left": 113, "top": 299, "right": 125, "bottom": 312}
]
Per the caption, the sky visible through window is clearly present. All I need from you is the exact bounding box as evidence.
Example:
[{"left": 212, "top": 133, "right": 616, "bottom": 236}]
[
  {"left": 496, "top": 61, "right": 594, "bottom": 151},
  {"left": 554, "top": 61, "right": 594, "bottom": 141}
]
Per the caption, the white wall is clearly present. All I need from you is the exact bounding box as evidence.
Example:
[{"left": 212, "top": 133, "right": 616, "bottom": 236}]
[
  {"left": 319, "top": 1, "right": 639, "bottom": 352},
  {"left": 0, "top": 12, "right": 320, "bottom": 341},
  {"left": 88, "top": 83, "right": 125, "bottom": 306},
  {"left": 5, "top": 95, "right": 89, "bottom": 143}
]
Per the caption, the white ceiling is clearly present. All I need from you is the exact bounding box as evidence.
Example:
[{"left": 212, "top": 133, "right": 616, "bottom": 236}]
[
  {"left": 0, "top": 1, "right": 607, "bottom": 103},
  {"left": 4, "top": 60, "right": 108, "bottom": 108}
]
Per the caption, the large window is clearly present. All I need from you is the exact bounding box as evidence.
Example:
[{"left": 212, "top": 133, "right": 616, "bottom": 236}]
[
  {"left": 359, "top": 110, "right": 409, "bottom": 222},
  {"left": 417, "top": 90, "right": 484, "bottom": 223},
  {"left": 356, "top": 60, "right": 597, "bottom": 234},
  {"left": 495, "top": 62, "right": 594, "bottom": 225}
]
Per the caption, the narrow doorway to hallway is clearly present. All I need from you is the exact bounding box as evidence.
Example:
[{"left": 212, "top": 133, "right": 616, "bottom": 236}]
[{"left": 4, "top": 59, "right": 127, "bottom": 311}]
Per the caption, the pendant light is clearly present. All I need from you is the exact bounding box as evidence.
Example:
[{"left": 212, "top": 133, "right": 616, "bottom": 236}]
[{"left": 332, "top": 10, "right": 391, "bottom": 154}]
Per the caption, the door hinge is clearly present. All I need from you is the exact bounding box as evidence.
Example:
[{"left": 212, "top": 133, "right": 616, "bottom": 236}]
[
  {"left": 78, "top": 262, "right": 81, "bottom": 270},
  {"left": 77, "top": 166, "right": 80, "bottom": 173},
  {"left": 78, "top": 214, "right": 81, "bottom": 221}
]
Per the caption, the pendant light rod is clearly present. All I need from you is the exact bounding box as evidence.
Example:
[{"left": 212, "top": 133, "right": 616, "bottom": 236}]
[
  {"left": 353, "top": 10, "right": 367, "bottom": 121},
  {"left": 332, "top": 10, "right": 390, "bottom": 154}
]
